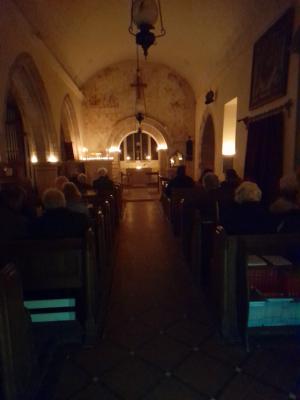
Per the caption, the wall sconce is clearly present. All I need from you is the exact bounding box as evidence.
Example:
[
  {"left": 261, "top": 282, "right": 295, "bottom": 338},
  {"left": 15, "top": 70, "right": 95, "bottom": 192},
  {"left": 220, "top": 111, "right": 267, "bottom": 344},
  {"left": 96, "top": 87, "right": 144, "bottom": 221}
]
[
  {"left": 157, "top": 143, "right": 168, "bottom": 151},
  {"left": 31, "top": 154, "right": 38, "bottom": 164},
  {"left": 47, "top": 154, "right": 58, "bottom": 163},
  {"left": 129, "top": 0, "right": 166, "bottom": 58},
  {"left": 205, "top": 90, "right": 215, "bottom": 104}
]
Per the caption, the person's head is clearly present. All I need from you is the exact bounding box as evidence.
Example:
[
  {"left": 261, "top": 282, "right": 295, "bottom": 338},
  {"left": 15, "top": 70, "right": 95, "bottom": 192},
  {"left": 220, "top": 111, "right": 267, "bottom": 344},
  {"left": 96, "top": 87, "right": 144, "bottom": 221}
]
[
  {"left": 42, "top": 188, "right": 66, "bottom": 210},
  {"left": 279, "top": 174, "right": 298, "bottom": 201},
  {"left": 55, "top": 176, "right": 69, "bottom": 191},
  {"left": 225, "top": 168, "right": 239, "bottom": 183},
  {"left": 176, "top": 165, "right": 186, "bottom": 177},
  {"left": 235, "top": 181, "right": 262, "bottom": 204},
  {"left": 0, "top": 186, "right": 26, "bottom": 211},
  {"left": 77, "top": 173, "right": 88, "bottom": 184},
  {"left": 199, "top": 168, "right": 213, "bottom": 184},
  {"left": 63, "top": 182, "right": 81, "bottom": 202},
  {"left": 97, "top": 167, "right": 108, "bottom": 177},
  {"left": 203, "top": 172, "right": 219, "bottom": 191}
]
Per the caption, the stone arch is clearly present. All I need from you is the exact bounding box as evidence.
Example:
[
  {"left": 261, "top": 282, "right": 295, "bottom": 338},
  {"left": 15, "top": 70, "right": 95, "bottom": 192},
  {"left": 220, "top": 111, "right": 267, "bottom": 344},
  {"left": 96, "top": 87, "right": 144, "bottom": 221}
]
[
  {"left": 199, "top": 113, "right": 215, "bottom": 174},
  {"left": 108, "top": 115, "right": 170, "bottom": 175},
  {"left": 108, "top": 115, "right": 170, "bottom": 150},
  {"left": 8, "top": 53, "right": 57, "bottom": 162},
  {"left": 60, "top": 95, "right": 81, "bottom": 159}
]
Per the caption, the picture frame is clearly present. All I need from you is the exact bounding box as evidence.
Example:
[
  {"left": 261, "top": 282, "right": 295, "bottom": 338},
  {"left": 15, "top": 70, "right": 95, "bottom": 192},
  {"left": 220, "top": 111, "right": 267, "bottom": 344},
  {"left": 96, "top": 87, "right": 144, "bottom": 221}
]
[{"left": 249, "top": 8, "right": 294, "bottom": 110}]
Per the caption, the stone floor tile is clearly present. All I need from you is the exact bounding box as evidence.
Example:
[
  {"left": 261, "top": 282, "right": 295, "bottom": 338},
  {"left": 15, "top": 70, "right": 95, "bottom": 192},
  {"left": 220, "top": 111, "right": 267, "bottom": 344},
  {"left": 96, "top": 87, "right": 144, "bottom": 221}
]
[
  {"left": 166, "top": 319, "right": 214, "bottom": 347},
  {"left": 137, "top": 334, "right": 191, "bottom": 370},
  {"left": 140, "top": 306, "right": 182, "bottom": 330},
  {"left": 243, "top": 347, "right": 300, "bottom": 393},
  {"left": 218, "top": 373, "right": 288, "bottom": 400},
  {"left": 199, "top": 334, "right": 249, "bottom": 366},
  {"left": 72, "top": 340, "right": 129, "bottom": 376},
  {"left": 143, "top": 377, "right": 206, "bottom": 400},
  {"left": 100, "top": 357, "right": 163, "bottom": 400},
  {"left": 71, "top": 382, "right": 119, "bottom": 400},
  {"left": 52, "top": 359, "right": 90, "bottom": 400},
  {"left": 175, "top": 352, "right": 235, "bottom": 397},
  {"left": 107, "top": 319, "right": 157, "bottom": 350}
]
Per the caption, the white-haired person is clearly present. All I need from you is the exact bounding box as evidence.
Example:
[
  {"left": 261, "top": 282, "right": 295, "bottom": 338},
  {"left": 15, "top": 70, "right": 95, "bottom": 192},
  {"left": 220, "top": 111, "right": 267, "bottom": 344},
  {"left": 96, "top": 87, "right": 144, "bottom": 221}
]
[
  {"left": 76, "top": 173, "right": 92, "bottom": 194},
  {"left": 63, "top": 182, "right": 90, "bottom": 217},
  {"left": 92, "top": 167, "right": 114, "bottom": 193},
  {"left": 54, "top": 175, "right": 69, "bottom": 192},
  {"left": 270, "top": 174, "right": 299, "bottom": 214},
  {"left": 30, "top": 188, "right": 90, "bottom": 238},
  {"left": 220, "top": 181, "right": 274, "bottom": 234}
]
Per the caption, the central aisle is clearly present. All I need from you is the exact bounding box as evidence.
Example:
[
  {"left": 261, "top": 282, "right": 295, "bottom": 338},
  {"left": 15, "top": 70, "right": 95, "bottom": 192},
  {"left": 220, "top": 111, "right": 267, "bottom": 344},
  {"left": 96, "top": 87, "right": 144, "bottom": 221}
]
[{"left": 54, "top": 200, "right": 299, "bottom": 400}]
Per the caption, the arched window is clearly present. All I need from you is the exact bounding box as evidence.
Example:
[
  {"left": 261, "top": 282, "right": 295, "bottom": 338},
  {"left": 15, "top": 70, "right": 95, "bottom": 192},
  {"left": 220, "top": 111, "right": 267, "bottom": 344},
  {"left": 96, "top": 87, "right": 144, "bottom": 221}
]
[{"left": 120, "top": 132, "right": 158, "bottom": 161}]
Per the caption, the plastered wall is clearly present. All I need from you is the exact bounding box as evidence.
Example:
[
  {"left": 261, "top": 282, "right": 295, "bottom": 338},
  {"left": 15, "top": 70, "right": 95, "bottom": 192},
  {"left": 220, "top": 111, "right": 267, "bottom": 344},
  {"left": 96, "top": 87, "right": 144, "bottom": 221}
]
[{"left": 81, "top": 60, "right": 196, "bottom": 160}]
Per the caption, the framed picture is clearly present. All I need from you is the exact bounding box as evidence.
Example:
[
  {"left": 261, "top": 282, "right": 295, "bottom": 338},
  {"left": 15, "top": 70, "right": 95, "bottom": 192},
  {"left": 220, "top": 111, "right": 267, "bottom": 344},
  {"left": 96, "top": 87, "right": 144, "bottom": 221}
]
[{"left": 249, "top": 8, "right": 294, "bottom": 110}]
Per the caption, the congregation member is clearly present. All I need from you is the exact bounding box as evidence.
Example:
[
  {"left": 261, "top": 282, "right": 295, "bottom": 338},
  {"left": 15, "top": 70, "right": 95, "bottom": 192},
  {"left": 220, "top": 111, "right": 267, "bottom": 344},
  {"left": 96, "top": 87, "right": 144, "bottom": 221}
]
[
  {"left": 219, "top": 168, "right": 242, "bottom": 208},
  {"left": 221, "top": 181, "right": 274, "bottom": 234},
  {"left": 165, "top": 165, "right": 194, "bottom": 198},
  {"left": 63, "top": 182, "right": 90, "bottom": 217},
  {"left": 30, "top": 188, "right": 91, "bottom": 238},
  {"left": 76, "top": 173, "right": 92, "bottom": 194},
  {"left": 0, "top": 185, "right": 29, "bottom": 239},
  {"left": 55, "top": 175, "right": 69, "bottom": 192},
  {"left": 93, "top": 167, "right": 114, "bottom": 193},
  {"left": 270, "top": 174, "right": 299, "bottom": 214}
]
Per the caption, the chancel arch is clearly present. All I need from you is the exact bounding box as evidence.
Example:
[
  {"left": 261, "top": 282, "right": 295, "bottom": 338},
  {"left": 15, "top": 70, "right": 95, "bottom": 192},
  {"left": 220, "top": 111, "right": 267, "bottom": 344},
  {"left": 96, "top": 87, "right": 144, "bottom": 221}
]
[
  {"left": 108, "top": 116, "right": 170, "bottom": 176},
  {"left": 199, "top": 114, "right": 215, "bottom": 175},
  {"left": 60, "top": 95, "right": 81, "bottom": 161},
  {"left": 8, "top": 53, "right": 57, "bottom": 163}
]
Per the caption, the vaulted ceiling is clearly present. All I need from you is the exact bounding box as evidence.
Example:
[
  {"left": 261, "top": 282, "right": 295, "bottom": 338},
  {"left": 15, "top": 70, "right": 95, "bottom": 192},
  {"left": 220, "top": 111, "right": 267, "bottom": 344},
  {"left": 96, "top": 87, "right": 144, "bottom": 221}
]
[{"left": 12, "top": 0, "right": 290, "bottom": 95}]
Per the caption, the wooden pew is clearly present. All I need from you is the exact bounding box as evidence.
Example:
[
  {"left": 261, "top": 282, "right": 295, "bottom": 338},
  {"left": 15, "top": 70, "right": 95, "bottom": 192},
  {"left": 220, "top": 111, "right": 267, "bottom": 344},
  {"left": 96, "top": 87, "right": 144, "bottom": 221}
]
[
  {"left": 161, "top": 188, "right": 194, "bottom": 235},
  {"left": 211, "top": 227, "right": 300, "bottom": 344},
  {"left": 0, "top": 229, "right": 99, "bottom": 345},
  {"left": 0, "top": 263, "right": 38, "bottom": 400}
]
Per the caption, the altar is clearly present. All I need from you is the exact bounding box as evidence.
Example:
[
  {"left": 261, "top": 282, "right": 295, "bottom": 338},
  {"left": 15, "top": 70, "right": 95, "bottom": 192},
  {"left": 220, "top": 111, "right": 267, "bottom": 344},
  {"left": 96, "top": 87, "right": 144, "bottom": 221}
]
[{"left": 126, "top": 168, "right": 152, "bottom": 186}]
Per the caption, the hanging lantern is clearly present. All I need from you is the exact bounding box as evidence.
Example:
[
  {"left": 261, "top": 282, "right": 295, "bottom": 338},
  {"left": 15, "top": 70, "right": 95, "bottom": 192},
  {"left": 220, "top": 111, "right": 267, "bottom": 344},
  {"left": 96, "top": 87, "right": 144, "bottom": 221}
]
[{"left": 129, "top": 0, "right": 166, "bottom": 58}]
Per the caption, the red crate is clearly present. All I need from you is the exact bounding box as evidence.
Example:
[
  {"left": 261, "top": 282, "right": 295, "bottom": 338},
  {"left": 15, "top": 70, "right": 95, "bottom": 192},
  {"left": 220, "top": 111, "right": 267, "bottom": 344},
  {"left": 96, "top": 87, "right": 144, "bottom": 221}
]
[{"left": 248, "top": 268, "right": 281, "bottom": 294}]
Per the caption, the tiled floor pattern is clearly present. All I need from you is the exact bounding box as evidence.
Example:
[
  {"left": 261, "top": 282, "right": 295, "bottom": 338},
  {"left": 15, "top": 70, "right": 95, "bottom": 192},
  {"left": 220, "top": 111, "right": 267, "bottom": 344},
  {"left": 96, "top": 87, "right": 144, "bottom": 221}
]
[{"left": 51, "top": 200, "right": 300, "bottom": 400}]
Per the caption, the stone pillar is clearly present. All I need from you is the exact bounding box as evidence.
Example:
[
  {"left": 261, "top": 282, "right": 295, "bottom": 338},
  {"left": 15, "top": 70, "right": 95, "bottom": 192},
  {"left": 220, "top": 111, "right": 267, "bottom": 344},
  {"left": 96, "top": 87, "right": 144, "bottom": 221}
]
[{"left": 33, "top": 163, "right": 60, "bottom": 196}]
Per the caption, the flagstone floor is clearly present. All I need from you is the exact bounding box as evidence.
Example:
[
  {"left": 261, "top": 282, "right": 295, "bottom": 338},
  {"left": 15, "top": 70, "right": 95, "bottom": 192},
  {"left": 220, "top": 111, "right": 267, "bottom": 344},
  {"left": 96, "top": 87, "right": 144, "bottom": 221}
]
[{"left": 49, "top": 200, "right": 300, "bottom": 400}]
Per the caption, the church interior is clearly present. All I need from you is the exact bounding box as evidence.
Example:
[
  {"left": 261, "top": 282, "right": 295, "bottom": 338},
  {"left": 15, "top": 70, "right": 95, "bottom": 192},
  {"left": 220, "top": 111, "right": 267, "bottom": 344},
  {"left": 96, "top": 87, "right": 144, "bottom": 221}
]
[{"left": 1, "top": 0, "right": 300, "bottom": 399}]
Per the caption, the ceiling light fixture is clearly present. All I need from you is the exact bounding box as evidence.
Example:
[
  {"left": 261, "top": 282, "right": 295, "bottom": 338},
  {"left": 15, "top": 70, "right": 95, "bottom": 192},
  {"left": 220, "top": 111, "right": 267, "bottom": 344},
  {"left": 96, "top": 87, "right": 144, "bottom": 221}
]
[{"left": 129, "top": 0, "right": 166, "bottom": 58}]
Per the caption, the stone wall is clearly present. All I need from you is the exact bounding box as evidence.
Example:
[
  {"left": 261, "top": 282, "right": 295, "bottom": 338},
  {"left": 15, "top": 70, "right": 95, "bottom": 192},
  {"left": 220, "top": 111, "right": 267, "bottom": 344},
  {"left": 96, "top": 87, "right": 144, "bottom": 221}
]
[{"left": 81, "top": 60, "right": 196, "bottom": 161}]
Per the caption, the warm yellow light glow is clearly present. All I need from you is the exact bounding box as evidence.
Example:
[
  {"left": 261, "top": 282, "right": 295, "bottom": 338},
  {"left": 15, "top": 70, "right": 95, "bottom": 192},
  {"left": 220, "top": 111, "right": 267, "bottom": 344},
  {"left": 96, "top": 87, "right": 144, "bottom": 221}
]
[
  {"left": 108, "top": 146, "right": 121, "bottom": 153},
  {"left": 146, "top": 155, "right": 151, "bottom": 160},
  {"left": 82, "top": 147, "right": 88, "bottom": 153},
  {"left": 126, "top": 156, "right": 131, "bottom": 160},
  {"left": 222, "top": 98, "right": 237, "bottom": 156},
  {"left": 157, "top": 144, "right": 168, "bottom": 151},
  {"left": 222, "top": 140, "right": 236, "bottom": 156},
  {"left": 31, "top": 154, "right": 38, "bottom": 164},
  {"left": 178, "top": 155, "right": 183, "bottom": 161},
  {"left": 136, "top": 165, "right": 142, "bottom": 170},
  {"left": 170, "top": 157, "right": 175, "bottom": 165},
  {"left": 47, "top": 154, "right": 58, "bottom": 163}
]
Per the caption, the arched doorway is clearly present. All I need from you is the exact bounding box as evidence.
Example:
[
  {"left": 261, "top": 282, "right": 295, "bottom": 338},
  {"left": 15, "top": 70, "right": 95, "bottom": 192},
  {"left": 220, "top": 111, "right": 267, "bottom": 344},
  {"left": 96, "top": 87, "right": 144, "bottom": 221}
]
[
  {"left": 200, "top": 114, "right": 215, "bottom": 174},
  {"left": 9, "top": 53, "right": 57, "bottom": 162},
  {"left": 4, "top": 95, "right": 30, "bottom": 179},
  {"left": 60, "top": 95, "right": 81, "bottom": 161}
]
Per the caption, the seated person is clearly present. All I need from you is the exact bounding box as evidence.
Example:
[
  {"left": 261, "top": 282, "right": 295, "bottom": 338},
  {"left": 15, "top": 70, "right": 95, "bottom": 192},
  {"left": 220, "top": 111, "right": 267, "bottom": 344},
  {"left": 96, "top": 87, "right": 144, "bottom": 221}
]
[
  {"left": 76, "top": 173, "right": 92, "bottom": 194},
  {"left": 63, "top": 182, "right": 90, "bottom": 217},
  {"left": 93, "top": 168, "right": 114, "bottom": 193},
  {"left": 221, "top": 181, "right": 274, "bottom": 234},
  {"left": 165, "top": 165, "right": 194, "bottom": 197},
  {"left": 30, "top": 188, "right": 90, "bottom": 238},
  {"left": 54, "top": 175, "right": 69, "bottom": 192},
  {"left": 0, "top": 185, "right": 29, "bottom": 239},
  {"left": 270, "top": 174, "right": 299, "bottom": 214}
]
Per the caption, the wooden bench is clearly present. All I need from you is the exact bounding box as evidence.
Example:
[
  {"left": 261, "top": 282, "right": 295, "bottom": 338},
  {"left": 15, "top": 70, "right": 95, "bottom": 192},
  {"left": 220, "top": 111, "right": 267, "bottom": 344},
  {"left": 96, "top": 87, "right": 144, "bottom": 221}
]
[
  {"left": 0, "top": 264, "right": 38, "bottom": 400},
  {"left": 0, "top": 229, "right": 100, "bottom": 345},
  {"left": 211, "top": 227, "right": 300, "bottom": 345}
]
